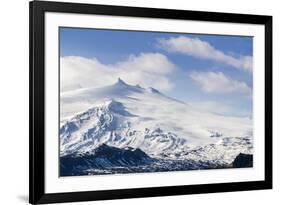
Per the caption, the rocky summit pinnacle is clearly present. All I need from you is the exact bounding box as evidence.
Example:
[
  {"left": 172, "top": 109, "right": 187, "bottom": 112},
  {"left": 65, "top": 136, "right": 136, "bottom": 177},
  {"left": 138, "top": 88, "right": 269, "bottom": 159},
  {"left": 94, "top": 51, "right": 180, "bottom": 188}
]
[{"left": 117, "top": 77, "right": 127, "bottom": 85}]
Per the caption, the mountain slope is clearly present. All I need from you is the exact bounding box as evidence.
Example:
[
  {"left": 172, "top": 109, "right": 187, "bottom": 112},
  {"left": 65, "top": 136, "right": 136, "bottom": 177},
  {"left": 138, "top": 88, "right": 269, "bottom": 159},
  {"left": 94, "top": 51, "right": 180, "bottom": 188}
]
[{"left": 60, "top": 78, "right": 253, "bottom": 168}]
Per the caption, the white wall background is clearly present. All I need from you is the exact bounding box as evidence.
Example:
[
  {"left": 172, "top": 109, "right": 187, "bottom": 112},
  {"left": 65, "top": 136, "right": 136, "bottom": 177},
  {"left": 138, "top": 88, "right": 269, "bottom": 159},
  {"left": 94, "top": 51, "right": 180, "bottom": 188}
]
[{"left": 0, "top": 0, "right": 279, "bottom": 204}]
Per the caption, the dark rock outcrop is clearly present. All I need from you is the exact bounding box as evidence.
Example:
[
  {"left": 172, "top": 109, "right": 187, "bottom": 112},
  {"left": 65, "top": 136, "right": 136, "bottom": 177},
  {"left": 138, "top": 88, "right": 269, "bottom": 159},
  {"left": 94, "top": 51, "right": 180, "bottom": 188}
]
[
  {"left": 60, "top": 144, "right": 155, "bottom": 176},
  {"left": 232, "top": 153, "right": 253, "bottom": 168}
]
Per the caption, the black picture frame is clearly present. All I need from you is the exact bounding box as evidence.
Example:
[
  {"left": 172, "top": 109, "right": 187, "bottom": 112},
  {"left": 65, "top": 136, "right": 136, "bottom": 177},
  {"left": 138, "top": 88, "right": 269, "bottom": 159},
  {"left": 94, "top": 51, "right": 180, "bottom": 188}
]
[{"left": 29, "top": 0, "right": 272, "bottom": 204}]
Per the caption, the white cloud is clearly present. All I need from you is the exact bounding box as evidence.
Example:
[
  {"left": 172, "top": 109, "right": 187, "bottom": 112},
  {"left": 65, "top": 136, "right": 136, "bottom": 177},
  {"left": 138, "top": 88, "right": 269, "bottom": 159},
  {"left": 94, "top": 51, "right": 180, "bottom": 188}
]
[
  {"left": 157, "top": 36, "right": 252, "bottom": 72},
  {"left": 189, "top": 100, "right": 251, "bottom": 117},
  {"left": 60, "top": 53, "right": 176, "bottom": 92},
  {"left": 189, "top": 71, "right": 252, "bottom": 96}
]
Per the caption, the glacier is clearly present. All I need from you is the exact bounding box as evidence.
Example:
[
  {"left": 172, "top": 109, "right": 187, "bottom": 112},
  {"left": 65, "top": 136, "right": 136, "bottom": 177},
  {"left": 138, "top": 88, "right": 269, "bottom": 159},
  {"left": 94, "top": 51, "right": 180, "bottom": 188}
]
[{"left": 60, "top": 78, "right": 253, "bottom": 176}]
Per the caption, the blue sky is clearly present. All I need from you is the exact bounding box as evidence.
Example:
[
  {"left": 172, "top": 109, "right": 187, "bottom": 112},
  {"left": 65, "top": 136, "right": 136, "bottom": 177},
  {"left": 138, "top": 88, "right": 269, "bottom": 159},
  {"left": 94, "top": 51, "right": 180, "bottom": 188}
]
[{"left": 60, "top": 27, "right": 253, "bottom": 117}]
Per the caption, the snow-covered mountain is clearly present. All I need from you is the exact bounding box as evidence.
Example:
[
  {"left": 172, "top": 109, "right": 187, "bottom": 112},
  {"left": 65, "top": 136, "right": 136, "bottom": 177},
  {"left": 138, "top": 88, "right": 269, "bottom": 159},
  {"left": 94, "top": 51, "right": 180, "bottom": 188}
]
[{"left": 60, "top": 78, "right": 253, "bottom": 175}]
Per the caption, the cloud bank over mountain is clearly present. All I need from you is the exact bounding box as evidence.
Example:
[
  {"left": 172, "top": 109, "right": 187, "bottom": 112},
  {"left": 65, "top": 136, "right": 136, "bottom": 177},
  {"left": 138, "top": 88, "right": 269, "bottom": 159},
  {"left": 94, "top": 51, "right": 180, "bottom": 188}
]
[{"left": 60, "top": 53, "right": 176, "bottom": 92}]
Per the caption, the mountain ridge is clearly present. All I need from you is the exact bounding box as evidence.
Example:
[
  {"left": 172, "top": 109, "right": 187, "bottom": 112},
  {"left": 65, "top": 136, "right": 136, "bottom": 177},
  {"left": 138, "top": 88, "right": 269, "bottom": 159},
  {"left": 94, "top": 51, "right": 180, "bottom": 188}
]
[{"left": 60, "top": 78, "right": 253, "bottom": 175}]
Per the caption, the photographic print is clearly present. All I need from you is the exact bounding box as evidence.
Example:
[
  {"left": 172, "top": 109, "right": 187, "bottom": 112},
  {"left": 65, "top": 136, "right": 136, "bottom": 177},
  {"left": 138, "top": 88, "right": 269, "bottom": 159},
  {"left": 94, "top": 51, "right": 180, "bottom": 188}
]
[{"left": 59, "top": 28, "right": 253, "bottom": 177}]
